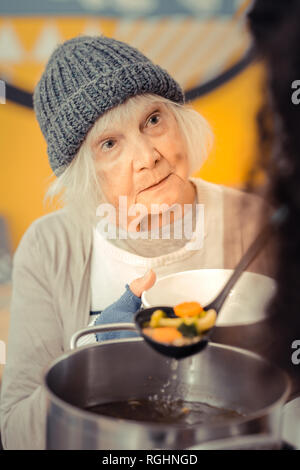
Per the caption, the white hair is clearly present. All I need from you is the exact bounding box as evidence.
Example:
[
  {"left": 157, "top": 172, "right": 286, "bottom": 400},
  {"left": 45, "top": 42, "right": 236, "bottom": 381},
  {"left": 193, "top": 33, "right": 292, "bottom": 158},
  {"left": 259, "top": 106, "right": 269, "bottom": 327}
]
[{"left": 45, "top": 93, "right": 213, "bottom": 225}]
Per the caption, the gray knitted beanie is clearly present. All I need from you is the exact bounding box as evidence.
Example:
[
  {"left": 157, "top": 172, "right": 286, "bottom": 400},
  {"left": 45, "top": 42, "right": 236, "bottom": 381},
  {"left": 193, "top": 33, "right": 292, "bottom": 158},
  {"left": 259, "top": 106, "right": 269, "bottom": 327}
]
[{"left": 33, "top": 35, "right": 185, "bottom": 175}]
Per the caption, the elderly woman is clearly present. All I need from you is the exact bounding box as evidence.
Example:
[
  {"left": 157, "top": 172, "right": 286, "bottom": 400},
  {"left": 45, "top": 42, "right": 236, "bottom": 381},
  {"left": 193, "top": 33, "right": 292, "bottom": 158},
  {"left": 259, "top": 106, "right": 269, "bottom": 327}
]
[{"left": 0, "top": 35, "right": 275, "bottom": 449}]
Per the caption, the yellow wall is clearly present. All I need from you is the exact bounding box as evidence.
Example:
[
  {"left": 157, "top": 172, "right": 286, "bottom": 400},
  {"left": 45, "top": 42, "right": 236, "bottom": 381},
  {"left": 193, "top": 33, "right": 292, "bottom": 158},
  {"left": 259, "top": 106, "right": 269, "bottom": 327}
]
[{"left": 194, "top": 62, "right": 264, "bottom": 186}]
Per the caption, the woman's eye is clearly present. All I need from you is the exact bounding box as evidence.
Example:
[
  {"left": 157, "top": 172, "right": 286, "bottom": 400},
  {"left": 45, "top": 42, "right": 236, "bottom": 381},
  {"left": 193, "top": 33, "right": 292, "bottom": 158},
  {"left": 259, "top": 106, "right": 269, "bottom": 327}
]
[
  {"left": 147, "top": 113, "right": 161, "bottom": 127},
  {"left": 101, "top": 139, "right": 115, "bottom": 151}
]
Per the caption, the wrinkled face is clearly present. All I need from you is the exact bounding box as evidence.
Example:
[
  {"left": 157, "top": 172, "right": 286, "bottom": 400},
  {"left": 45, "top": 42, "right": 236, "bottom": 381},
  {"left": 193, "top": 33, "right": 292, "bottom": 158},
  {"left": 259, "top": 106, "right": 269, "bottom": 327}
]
[{"left": 91, "top": 97, "right": 195, "bottom": 229}]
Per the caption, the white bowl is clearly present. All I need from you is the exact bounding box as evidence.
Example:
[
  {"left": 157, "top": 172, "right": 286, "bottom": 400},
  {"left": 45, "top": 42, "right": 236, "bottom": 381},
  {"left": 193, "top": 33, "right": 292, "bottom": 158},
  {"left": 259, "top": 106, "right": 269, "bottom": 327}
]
[{"left": 141, "top": 269, "right": 277, "bottom": 326}]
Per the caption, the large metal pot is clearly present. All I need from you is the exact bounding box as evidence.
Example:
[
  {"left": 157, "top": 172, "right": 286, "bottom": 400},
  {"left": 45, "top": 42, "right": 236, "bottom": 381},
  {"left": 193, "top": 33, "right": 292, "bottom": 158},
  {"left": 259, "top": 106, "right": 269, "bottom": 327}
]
[{"left": 44, "top": 324, "right": 291, "bottom": 450}]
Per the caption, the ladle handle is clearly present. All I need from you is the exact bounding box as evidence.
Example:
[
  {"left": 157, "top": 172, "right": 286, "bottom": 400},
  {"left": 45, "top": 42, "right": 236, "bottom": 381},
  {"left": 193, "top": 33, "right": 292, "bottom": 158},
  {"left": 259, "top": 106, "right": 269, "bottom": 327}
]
[
  {"left": 70, "top": 323, "right": 137, "bottom": 350},
  {"left": 204, "top": 206, "right": 288, "bottom": 314}
]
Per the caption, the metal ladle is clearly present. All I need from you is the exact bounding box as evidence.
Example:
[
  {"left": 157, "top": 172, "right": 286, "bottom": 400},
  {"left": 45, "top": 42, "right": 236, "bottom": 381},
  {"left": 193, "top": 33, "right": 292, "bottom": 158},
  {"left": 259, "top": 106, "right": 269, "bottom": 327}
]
[{"left": 134, "top": 206, "right": 288, "bottom": 359}]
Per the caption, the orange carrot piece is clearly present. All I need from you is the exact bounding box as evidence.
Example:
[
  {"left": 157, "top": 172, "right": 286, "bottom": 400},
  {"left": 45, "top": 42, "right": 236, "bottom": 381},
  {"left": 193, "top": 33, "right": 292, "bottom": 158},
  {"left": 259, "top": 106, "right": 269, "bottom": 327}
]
[
  {"left": 174, "top": 301, "right": 203, "bottom": 318},
  {"left": 148, "top": 327, "right": 182, "bottom": 344},
  {"left": 142, "top": 328, "right": 154, "bottom": 338}
]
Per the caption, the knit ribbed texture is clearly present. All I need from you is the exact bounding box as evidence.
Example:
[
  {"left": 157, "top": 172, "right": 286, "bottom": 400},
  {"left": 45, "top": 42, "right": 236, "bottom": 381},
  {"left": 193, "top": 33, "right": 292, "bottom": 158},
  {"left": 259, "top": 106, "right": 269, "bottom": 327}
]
[
  {"left": 94, "top": 284, "right": 141, "bottom": 342},
  {"left": 33, "top": 35, "right": 185, "bottom": 175}
]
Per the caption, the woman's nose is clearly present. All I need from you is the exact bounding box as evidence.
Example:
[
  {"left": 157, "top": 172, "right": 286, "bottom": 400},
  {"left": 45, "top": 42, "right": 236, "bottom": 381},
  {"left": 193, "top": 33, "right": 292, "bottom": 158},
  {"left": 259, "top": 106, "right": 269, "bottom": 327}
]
[{"left": 132, "top": 136, "right": 160, "bottom": 171}]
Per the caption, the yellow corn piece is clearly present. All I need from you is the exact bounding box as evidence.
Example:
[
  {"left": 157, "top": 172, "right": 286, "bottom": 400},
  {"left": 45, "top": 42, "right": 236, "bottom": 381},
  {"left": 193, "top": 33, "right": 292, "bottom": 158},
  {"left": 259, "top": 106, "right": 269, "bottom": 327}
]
[
  {"left": 149, "top": 309, "right": 166, "bottom": 328},
  {"left": 157, "top": 317, "right": 182, "bottom": 328},
  {"left": 149, "top": 309, "right": 217, "bottom": 332},
  {"left": 195, "top": 309, "right": 217, "bottom": 332}
]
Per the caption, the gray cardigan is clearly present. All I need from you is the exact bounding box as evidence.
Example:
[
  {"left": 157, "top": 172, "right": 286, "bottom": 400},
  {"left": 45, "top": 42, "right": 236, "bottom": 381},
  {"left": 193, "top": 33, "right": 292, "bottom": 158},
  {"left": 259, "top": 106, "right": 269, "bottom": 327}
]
[{"left": 0, "top": 181, "right": 276, "bottom": 449}]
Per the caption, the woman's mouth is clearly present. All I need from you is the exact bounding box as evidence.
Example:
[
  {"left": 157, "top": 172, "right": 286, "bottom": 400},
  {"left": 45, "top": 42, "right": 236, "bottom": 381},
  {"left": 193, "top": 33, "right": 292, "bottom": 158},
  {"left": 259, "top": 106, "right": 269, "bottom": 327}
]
[{"left": 142, "top": 174, "right": 172, "bottom": 192}]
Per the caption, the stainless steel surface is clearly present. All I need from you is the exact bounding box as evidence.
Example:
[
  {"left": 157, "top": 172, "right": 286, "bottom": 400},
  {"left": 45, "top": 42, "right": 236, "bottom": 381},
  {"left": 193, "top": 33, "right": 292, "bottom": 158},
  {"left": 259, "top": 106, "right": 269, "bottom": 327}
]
[
  {"left": 188, "top": 434, "right": 284, "bottom": 450},
  {"left": 44, "top": 327, "right": 291, "bottom": 450},
  {"left": 70, "top": 323, "right": 137, "bottom": 350}
]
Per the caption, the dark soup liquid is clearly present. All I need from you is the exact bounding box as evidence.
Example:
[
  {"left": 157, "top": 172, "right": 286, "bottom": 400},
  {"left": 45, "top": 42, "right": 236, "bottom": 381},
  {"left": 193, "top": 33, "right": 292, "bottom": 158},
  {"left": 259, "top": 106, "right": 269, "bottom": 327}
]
[{"left": 85, "top": 398, "right": 242, "bottom": 425}]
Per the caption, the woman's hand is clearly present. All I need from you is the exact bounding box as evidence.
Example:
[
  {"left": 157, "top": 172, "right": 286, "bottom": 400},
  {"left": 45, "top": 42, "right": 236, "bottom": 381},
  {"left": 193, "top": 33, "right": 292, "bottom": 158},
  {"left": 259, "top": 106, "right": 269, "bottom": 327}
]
[
  {"left": 94, "top": 269, "right": 156, "bottom": 341},
  {"left": 129, "top": 269, "right": 156, "bottom": 297}
]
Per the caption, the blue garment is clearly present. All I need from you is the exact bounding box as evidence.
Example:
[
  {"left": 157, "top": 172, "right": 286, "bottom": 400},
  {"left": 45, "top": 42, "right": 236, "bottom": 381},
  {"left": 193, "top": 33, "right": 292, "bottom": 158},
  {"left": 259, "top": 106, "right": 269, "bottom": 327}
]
[{"left": 94, "top": 284, "right": 142, "bottom": 342}]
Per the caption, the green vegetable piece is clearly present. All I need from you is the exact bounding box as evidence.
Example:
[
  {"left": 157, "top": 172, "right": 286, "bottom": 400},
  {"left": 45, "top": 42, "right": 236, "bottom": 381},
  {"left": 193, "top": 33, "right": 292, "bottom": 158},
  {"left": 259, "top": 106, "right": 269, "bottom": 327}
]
[{"left": 177, "top": 322, "right": 198, "bottom": 338}]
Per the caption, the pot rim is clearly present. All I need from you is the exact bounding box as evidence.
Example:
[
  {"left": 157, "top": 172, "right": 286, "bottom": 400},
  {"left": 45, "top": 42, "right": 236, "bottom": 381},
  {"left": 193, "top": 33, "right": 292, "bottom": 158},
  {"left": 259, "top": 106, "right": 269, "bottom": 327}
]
[{"left": 43, "top": 339, "right": 291, "bottom": 432}]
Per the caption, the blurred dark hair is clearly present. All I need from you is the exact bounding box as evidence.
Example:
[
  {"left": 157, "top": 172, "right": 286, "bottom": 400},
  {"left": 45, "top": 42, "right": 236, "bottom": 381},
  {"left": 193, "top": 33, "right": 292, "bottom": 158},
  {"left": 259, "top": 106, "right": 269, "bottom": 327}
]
[
  {"left": 244, "top": 1, "right": 300, "bottom": 393},
  {"left": 247, "top": 0, "right": 300, "bottom": 329}
]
